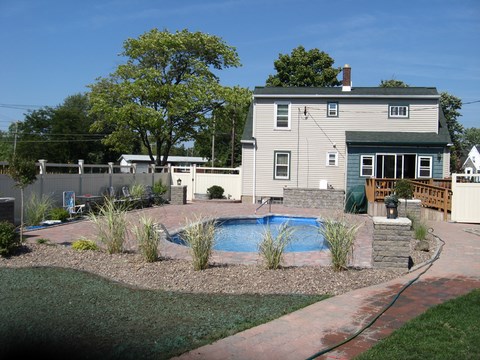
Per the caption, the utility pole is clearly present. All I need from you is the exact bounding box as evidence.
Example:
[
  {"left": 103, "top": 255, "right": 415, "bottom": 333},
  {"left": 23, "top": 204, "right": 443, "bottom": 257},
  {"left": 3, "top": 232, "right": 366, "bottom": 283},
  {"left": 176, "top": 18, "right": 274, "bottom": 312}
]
[
  {"left": 13, "top": 121, "right": 18, "bottom": 156},
  {"left": 230, "top": 107, "right": 236, "bottom": 168},
  {"left": 211, "top": 113, "right": 215, "bottom": 167}
]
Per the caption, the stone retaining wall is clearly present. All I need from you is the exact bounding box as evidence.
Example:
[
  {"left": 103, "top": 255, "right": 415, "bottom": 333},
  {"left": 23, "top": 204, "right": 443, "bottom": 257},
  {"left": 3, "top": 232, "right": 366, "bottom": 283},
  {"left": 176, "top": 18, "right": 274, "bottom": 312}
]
[
  {"left": 398, "top": 199, "right": 421, "bottom": 219},
  {"left": 283, "top": 188, "right": 345, "bottom": 210},
  {"left": 372, "top": 216, "right": 412, "bottom": 269}
]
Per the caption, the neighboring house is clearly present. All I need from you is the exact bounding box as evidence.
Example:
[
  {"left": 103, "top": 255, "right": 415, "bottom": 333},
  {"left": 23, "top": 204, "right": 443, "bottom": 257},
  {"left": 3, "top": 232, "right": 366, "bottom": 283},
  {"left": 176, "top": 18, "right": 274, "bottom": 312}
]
[
  {"left": 462, "top": 145, "right": 480, "bottom": 174},
  {"left": 241, "top": 65, "right": 452, "bottom": 204},
  {"left": 118, "top": 154, "right": 208, "bottom": 173}
]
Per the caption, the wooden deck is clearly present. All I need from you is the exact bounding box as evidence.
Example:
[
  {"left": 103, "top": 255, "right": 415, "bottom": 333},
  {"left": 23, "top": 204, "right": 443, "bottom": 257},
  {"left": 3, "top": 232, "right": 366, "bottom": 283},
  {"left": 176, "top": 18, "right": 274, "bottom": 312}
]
[{"left": 365, "top": 178, "right": 452, "bottom": 221}]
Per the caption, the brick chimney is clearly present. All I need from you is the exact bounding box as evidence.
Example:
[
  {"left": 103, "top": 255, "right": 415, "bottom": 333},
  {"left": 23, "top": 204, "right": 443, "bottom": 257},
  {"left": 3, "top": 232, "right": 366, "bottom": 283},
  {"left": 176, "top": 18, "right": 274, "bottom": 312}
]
[{"left": 342, "top": 64, "right": 351, "bottom": 92}]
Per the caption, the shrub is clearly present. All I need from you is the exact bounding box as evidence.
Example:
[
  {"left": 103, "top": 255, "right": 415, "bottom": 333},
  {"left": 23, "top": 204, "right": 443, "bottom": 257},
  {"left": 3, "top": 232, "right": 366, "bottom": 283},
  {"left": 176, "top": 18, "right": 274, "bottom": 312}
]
[
  {"left": 72, "top": 238, "right": 99, "bottom": 251},
  {"left": 132, "top": 216, "right": 159, "bottom": 262},
  {"left": 36, "top": 238, "right": 50, "bottom": 244},
  {"left": 258, "top": 223, "right": 294, "bottom": 270},
  {"left": 181, "top": 216, "right": 216, "bottom": 270},
  {"left": 130, "top": 183, "right": 146, "bottom": 198},
  {"left": 25, "top": 193, "right": 54, "bottom": 226},
  {"left": 0, "top": 221, "right": 20, "bottom": 256},
  {"left": 395, "top": 179, "right": 414, "bottom": 199},
  {"left": 207, "top": 185, "right": 224, "bottom": 199},
  {"left": 88, "top": 197, "right": 127, "bottom": 254},
  {"left": 48, "top": 207, "right": 70, "bottom": 222},
  {"left": 319, "top": 217, "right": 360, "bottom": 271},
  {"left": 153, "top": 180, "right": 167, "bottom": 196}
]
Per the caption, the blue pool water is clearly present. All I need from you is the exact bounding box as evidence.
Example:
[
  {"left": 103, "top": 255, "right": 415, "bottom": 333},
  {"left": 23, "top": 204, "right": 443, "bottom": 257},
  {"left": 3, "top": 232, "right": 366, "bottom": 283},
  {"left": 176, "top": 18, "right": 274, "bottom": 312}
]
[{"left": 171, "top": 215, "right": 327, "bottom": 253}]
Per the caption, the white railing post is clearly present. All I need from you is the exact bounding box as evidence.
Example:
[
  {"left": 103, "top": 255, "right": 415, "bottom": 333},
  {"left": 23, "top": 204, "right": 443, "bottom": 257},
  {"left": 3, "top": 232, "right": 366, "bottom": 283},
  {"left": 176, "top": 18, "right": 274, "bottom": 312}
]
[
  {"left": 108, "top": 162, "right": 114, "bottom": 174},
  {"left": 38, "top": 159, "right": 47, "bottom": 175},
  {"left": 78, "top": 159, "right": 84, "bottom": 175},
  {"left": 192, "top": 164, "right": 196, "bottom": 199}
]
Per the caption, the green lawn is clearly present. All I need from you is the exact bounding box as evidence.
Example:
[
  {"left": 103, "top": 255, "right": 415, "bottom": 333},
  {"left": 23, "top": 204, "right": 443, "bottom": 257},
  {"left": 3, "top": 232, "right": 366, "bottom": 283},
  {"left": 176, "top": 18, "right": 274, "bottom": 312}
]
[
  {"left": 0, "top": 267, "right": 327, "bottom": 359},
  {"left": 355, "top": 288, "right": 480, "bottom": 360}
]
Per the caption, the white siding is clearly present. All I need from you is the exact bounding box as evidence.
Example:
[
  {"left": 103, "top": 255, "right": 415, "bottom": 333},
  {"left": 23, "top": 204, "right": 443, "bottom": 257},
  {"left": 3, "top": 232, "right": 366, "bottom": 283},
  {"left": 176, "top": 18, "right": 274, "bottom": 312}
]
[{"left": 247, "top": 97, "right": 440, "bottom": 197}]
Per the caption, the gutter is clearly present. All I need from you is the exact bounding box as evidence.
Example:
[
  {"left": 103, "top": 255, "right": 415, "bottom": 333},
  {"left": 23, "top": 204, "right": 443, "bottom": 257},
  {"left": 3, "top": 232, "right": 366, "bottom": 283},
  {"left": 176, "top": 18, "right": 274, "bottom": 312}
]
[{"left": 253, "top": 94, "right": 440, "bottom": 100}]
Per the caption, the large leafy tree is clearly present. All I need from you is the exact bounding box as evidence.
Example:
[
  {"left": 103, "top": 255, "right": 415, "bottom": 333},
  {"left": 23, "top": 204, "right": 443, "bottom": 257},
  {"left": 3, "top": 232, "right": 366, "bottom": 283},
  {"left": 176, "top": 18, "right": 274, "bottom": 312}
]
[
  {"left": 439, "top": 92, "right": 464, "bottom": 171},
  {"left": 194, "top": 86, "right": 252, "bottom": 167},
  {"left": 462, "top": 128, "right": 480, "bottom": 151},
  {"left": 379, "top": 79, "right": 409, "bottom": 87},
  {"left": 88, "top": 28, "right": 241, "bottom": 166},
  {"left": 266, "top": 46, "right": 341, "bottom": 87},
  {"left": 10, "top": 94, "right": 116, "bottom": 163}
]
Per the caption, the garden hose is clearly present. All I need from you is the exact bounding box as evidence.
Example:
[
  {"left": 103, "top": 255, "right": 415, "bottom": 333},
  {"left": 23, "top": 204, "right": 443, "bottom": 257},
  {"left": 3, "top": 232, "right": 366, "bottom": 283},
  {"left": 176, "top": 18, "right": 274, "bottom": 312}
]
[{"left": 305, "top": 228, "right": 445, "bottom": 360}]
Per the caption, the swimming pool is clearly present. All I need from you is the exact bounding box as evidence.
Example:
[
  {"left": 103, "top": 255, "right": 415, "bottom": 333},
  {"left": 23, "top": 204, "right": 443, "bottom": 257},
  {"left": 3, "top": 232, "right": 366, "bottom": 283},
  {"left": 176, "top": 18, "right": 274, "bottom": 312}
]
[{"left": 170, "top": 215, "right": 327, "bottom": 253}]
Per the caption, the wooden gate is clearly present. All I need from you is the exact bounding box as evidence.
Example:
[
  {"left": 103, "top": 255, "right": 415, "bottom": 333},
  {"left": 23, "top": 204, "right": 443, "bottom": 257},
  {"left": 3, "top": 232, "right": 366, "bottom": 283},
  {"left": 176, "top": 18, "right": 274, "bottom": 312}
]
[{"left": 451, "top": 173, "right": 480, "bottom": 223}]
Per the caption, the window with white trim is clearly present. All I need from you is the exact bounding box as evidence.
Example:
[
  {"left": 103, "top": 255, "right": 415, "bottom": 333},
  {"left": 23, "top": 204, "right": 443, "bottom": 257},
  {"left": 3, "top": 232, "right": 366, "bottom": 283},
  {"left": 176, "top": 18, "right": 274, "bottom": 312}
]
[
  {"left": 418, "top": 156, "right": 432, "bottom": 178},
  {"left": 274, "top": 151, "right": 290, "bottom": 179},
  {"left": 326, "top": 151, "right": 338, "bottom": 166},
  {"left": 360, "top": 155, "right": 374, "bottom": 176},
  {"left": 327, "top": 102, "right": 338, "bottom": 117},
  {"left": 389, "top": 105, "right": 409, "bottom": 118},
  {"left": 274, "top": 102, "right": 290, "bottom": 129}
]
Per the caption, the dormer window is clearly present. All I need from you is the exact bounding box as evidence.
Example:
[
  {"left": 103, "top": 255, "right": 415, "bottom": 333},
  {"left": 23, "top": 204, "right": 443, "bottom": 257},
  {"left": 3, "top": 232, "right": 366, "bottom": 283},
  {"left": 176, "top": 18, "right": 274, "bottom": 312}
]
[
  {"left": 389, "top": 105, "right": 409, "bottom": 118},
  {"left": 274, "top": 102, "right": 290, "bottom": 129}
]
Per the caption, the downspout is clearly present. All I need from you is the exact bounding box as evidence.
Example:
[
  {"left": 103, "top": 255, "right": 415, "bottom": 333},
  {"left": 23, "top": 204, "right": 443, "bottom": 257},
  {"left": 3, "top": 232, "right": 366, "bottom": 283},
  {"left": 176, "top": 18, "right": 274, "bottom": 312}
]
[
  {"left": 252, "top": 137, "right": 256, "bottom": 204},
  {"left": 252, "top": 97, "right": 257, "bottom": 204}
]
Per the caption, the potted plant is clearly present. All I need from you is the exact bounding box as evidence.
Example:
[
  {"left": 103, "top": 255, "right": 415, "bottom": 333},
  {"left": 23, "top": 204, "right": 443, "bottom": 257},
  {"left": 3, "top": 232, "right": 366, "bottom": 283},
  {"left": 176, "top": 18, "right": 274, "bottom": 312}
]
[
  {"left": 384, "top": 194, "right": 399, "bottom": 219},
  {"left": 394, "top": 179, "right": 414, "bottom": 215}
]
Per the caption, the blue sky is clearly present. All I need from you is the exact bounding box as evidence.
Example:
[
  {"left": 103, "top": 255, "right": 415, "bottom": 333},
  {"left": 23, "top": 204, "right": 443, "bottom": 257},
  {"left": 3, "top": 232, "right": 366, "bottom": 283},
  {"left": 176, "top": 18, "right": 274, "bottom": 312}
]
[{"left": 0, "top": 0, "right": 479, "bottom": 131}]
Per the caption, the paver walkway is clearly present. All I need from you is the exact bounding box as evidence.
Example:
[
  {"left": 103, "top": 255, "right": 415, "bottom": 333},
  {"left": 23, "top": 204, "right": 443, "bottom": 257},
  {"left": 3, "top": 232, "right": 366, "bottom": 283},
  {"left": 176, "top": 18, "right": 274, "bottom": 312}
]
[{"left": 24, "top": 202, "right": 480, "bottom": 360}]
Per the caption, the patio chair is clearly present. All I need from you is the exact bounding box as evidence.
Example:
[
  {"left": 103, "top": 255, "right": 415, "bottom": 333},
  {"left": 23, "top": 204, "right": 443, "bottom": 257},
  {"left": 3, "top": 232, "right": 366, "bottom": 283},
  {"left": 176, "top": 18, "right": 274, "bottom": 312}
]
[
  {"left": 143, "top": 185, "right": 156, "bottom": 207},
  {"left": 63, "top": 191, "right": 85, "bottom": 217},
  {"left": 122, "top": 186, "right": 142, "bottom": 208}
]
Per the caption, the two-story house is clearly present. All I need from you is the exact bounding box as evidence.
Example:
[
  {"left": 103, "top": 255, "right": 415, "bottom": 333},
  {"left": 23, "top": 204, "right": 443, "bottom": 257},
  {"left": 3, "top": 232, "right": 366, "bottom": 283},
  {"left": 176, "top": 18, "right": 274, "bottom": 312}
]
[
  {"left": 462, "top": 145, "right": 480, "bottom": 175},
  {"left": 241, "top": 65, "right": 451, "bottom": 204}
]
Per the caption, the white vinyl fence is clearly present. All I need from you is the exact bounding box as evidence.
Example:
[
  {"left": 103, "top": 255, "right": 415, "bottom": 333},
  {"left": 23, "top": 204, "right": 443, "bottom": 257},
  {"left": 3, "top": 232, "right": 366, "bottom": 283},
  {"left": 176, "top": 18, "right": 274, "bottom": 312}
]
[
  {"left": 0, "top": 160, "right": 242, "bottom": 224},
  {"left": 171, "top": 166, "right": 242, "bottom": 201},
  {"left": 451, "top": 173, "right": 480, "bottom": 223}
]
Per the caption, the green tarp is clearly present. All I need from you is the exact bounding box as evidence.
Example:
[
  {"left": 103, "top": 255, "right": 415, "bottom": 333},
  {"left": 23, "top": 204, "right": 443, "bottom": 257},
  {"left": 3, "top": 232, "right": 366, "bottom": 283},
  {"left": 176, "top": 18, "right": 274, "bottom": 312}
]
[{"left": 345, "top": 184, "right": 368, "bottom": 213}]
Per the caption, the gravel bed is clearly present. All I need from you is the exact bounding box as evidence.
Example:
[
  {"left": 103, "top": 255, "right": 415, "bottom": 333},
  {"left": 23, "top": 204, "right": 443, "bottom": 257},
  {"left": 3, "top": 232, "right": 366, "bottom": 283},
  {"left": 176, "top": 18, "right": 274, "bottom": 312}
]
[{"left": 0, "top": 235, "right": 437, "bottom": 296}]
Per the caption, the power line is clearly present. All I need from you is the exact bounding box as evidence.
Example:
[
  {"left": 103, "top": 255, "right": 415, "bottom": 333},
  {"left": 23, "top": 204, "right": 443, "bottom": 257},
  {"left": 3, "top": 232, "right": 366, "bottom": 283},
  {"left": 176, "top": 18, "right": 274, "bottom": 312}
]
[{"left": 0, "top": 139, "right": 104, "bottom": 144}]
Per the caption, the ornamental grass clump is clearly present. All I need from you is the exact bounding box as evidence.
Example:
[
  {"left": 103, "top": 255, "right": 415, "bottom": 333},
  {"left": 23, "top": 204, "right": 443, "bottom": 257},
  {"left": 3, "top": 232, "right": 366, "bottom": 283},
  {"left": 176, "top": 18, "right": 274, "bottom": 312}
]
[
  {"left": 88, "top": 197, "right": 127, "bottom": 254},
  {"left": 25, "top": 193, "right": 54, "bottom": 226},
  {"left": 181, "top": 216, "right": 216, "bottom": 270},
  {"left": 258, "top": 222, "right": 294, "bottom": 270},
  {"left": 132, "top": 216, "right": 159, "bottom": 262},
  {"left": 319, "top": 217, "right": 360, "bottom": 271}
]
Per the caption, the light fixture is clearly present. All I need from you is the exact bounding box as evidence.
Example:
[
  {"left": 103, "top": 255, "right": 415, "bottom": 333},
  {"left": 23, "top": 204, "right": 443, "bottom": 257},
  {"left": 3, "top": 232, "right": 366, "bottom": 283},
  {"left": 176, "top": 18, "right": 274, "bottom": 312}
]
[
  {"left": 437, "top": 152, "right": 442, "bottom": 161},
  {"left": 386, "top": 205, "right": 398, "bottom": 219},
  {"left": 177, "top": 178, "right": 182, "bottom": 186}
]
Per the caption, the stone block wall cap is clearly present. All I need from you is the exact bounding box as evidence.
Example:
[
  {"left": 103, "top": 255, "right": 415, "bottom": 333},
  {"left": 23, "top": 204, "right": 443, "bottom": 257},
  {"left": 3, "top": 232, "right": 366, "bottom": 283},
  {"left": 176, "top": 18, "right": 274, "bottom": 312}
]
[
  {"left": 372, "top": 216, "right": 412, "bottom": 225},
  {"left": 398, "top": 199, "right": 421, "bottom": 203}
]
